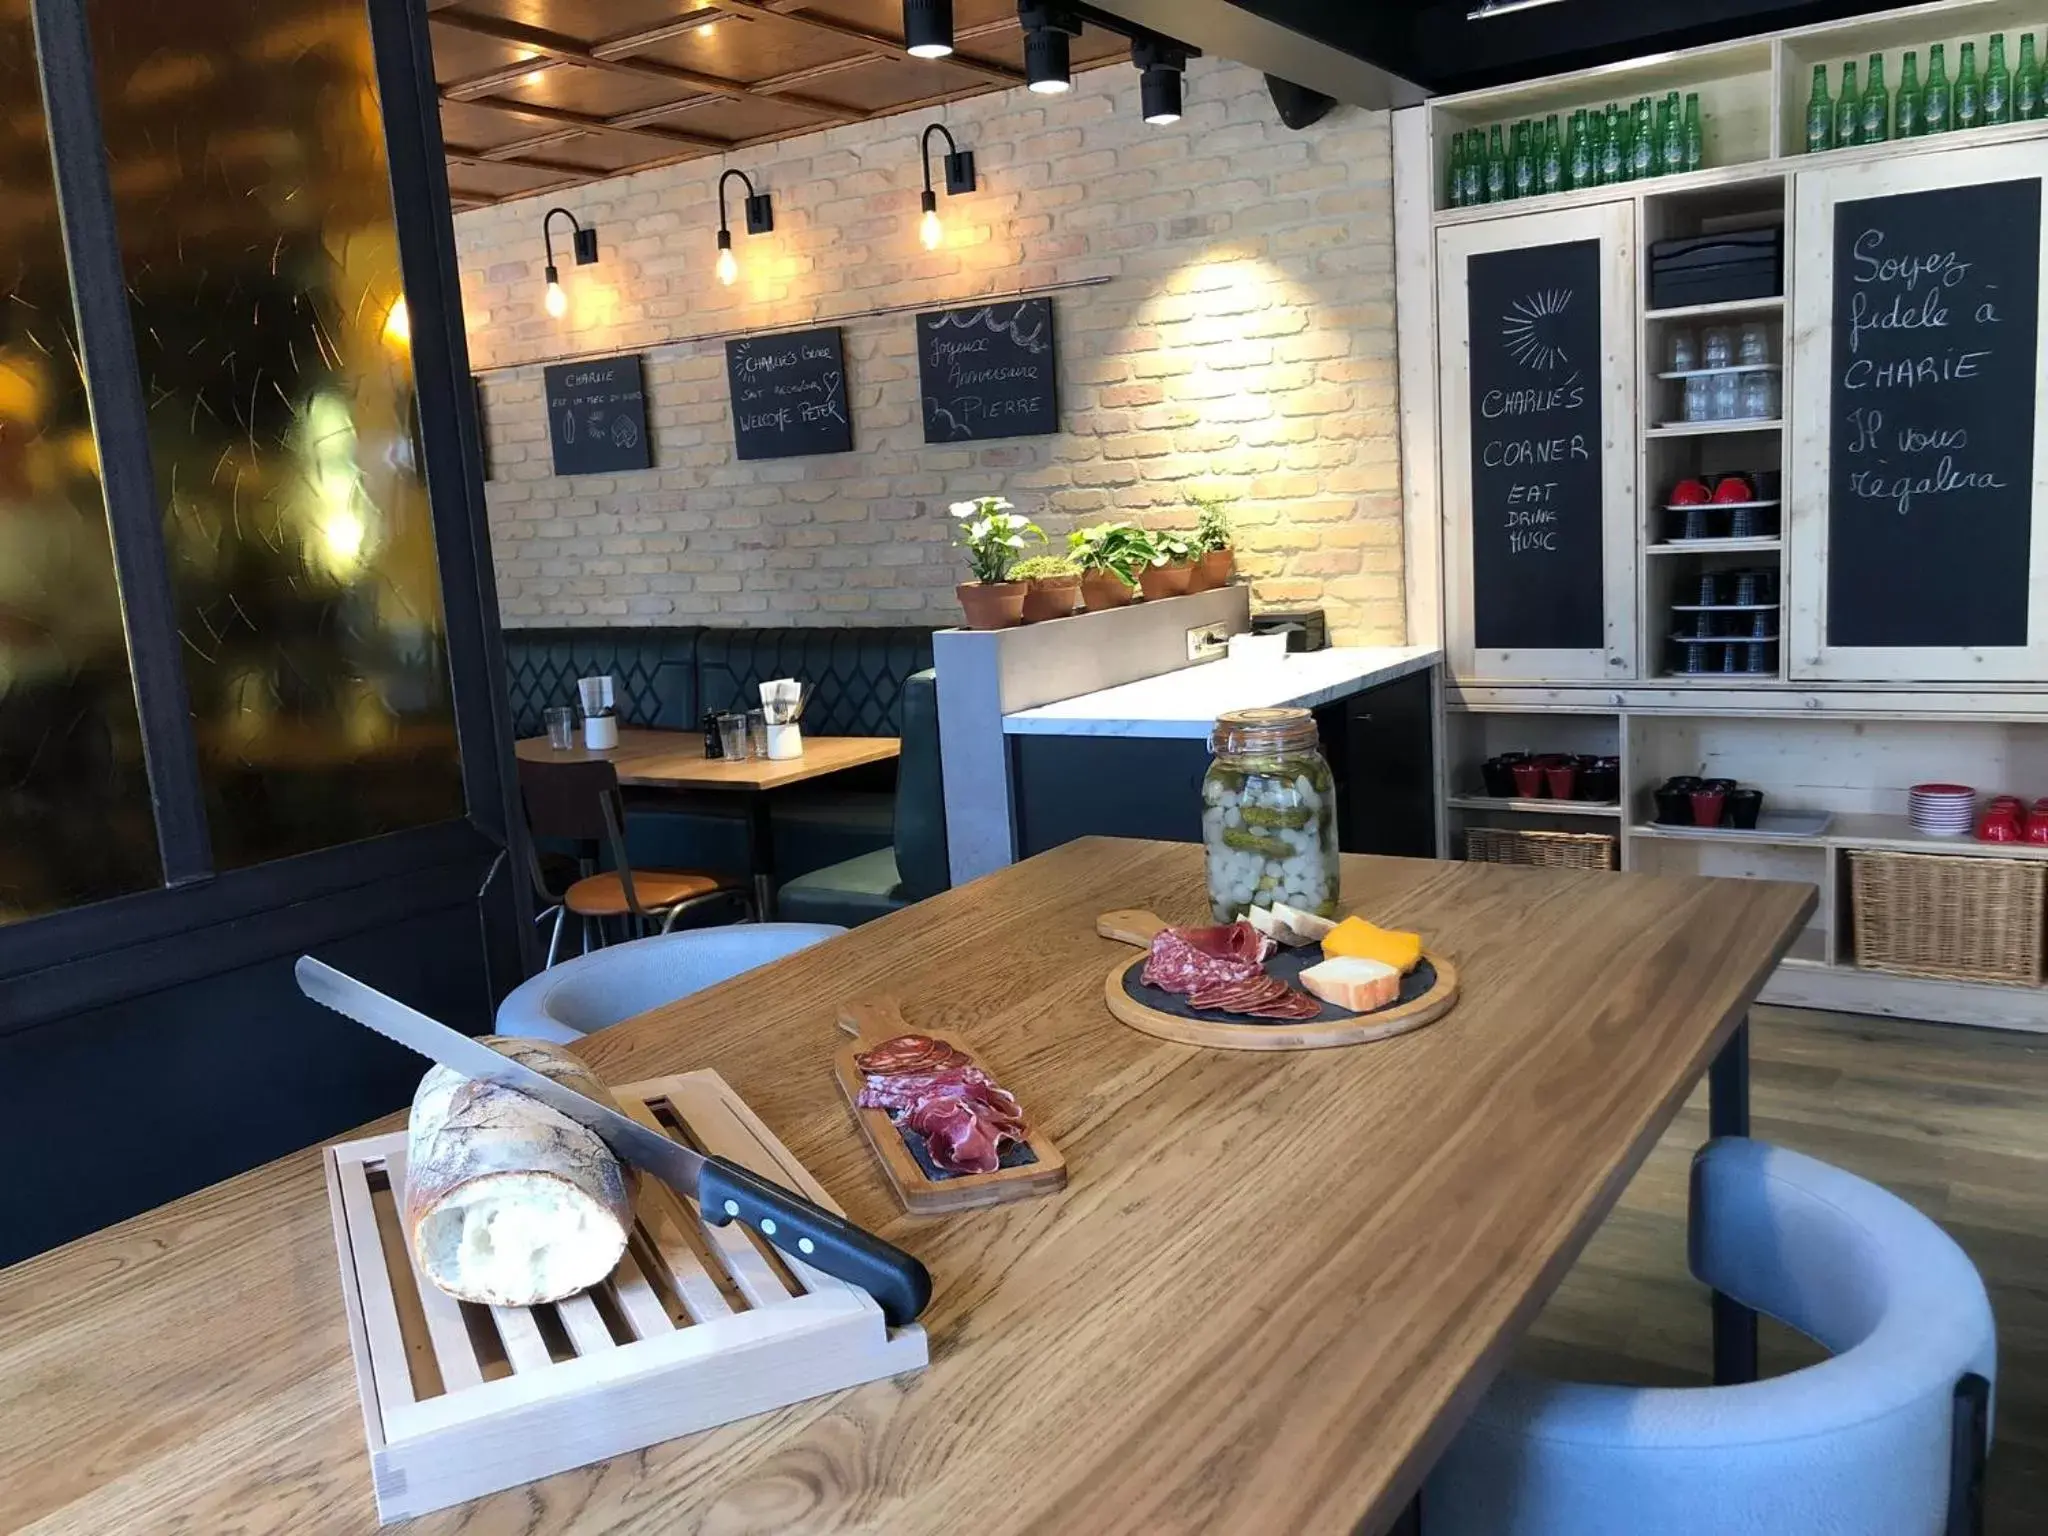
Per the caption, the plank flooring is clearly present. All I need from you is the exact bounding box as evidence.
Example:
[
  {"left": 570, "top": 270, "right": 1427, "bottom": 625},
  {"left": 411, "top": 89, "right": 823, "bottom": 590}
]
[{"left": 1519, "top": 1004, "right": 2048, "bottom": 1535}]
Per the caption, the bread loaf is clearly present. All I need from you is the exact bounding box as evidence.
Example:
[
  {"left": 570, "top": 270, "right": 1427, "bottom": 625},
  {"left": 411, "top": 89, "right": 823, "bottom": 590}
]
[{"left": 403, "top": 1036, "right": 635, "bottom": 1307}]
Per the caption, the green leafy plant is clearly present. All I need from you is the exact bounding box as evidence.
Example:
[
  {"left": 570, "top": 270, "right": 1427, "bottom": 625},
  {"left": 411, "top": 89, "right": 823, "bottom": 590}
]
[
  {"left": 950, "top": 496, "right": 1045, "bottom": 584},
  {"left": 1009, "top": 554, "right": 1081, "bottom": 581},
  {"left": 1149, "top": 528, "right": 1196, "bottom": 567},
  {"left": 1066, "top": 522, "right": 1153, "bottom": 585},
  {"left": 1189, "top": 490, "right": 1235, "bottom": 554}
]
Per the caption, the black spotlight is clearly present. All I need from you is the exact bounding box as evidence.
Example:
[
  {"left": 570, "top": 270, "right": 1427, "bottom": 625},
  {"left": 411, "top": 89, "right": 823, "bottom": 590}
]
[
  {"left": 1132, "top": 39, "right": 1187, "bottom": 125},
  {"left": 1019, "top": 4, "right": 1078, "bottom": 95},
  {"left": 904, "top": 0, "right": 953, "bottom": 59}
]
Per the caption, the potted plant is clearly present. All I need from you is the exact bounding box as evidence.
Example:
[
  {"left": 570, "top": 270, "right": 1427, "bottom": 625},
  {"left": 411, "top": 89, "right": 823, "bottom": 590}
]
[
  {"left": 1066, "top": 522, "right": 1152, "bottom": 611},
  {"left": 1186, "top": 491, "right": 1236, "bottom": 593},
  {"left": 1137, "top": 528, "right": 1196, "bottom": 601},
  {"left": 1011, "top": 555, "right": 1084, "bottom": 622},
  {"left": 950, "top": 496, "right": 1045, "bottom": 629}
]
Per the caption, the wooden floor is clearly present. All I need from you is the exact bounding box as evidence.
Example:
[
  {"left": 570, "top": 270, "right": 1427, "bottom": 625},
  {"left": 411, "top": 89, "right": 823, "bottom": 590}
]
[{"left": 1518, "top": 1004, "right": 2048, "bottom": 1533}]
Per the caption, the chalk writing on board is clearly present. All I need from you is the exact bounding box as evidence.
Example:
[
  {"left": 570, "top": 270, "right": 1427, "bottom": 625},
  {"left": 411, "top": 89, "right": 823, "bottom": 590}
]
[
  {"left": 918, "top": 298, "right": 1059, "bottom": 442},
  {"left": 725, "top": 327, "right": 852, "bottom": 460},
  {"left": 1826, "top": 180, "right": 2040, "bottom": 649},
  {"left": 1467, "top": 241, "right": 1604, "bottom": 653},
  {"left": 544, "top": 355, "right": 651, "bottom": 475}
]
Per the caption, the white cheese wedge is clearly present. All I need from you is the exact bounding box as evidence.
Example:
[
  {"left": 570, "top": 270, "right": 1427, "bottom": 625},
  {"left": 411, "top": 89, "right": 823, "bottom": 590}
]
[
  {"left": 1300, "top": 955, "right": 1402, "bottom": 1013},
  {"left": 1269, "top": 901, "right": 1337, "bottom": 944}
]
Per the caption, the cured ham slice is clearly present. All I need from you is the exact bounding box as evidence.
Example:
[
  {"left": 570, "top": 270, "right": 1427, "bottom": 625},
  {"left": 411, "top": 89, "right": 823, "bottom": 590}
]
[
  {"left": 854, "top": 1033, "right": 1030, "bottom": 1175},
  {"left": 855, "top": 1035, "right": 970, "bottom": 1075},
  {"left": 1143, "top": 921, "right": 1321, "bottom": 1022},
  {"left": 906, "top": 1097, "right": 1006, "bottom": 1175}
]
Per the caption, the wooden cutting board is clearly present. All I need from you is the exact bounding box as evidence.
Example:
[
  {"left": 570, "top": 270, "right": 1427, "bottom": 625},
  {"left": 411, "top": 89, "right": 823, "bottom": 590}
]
[
  {"left": 835, "top": 999, "right": 1067, "bottom": 1214},
  {"left": 1097, "top": 908, "right": 1460, "bottom": 1051}
]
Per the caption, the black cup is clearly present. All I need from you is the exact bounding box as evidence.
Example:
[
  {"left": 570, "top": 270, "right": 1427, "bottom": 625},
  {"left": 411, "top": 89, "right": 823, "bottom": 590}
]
[
  {"left": 1666, "top": 775, "right": 1703, "bottom": 792},
  {"left": 1726, "top": 787, "right": 1764, "bottom": 829},
  {"left": 1579, "top": 759, "right": 1620, "bottom": 802},
  {"left": 1704, "top": 777, "right": 1738, "bottom": 794},
  {"left": 1480, "top": 755, "right": 1519, "bottom": 798},
  {"left": 1653, "top": 785, "right": 1693, "bottom": 825}
]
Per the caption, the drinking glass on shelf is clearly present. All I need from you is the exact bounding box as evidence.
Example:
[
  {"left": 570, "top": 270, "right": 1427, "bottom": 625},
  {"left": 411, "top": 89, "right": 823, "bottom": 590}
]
[
  {"left": 1738, "top": 369, "right": 1775, "bottom": 420},
  {"left": 1710, "top": 372, "right": 1740, "bottom": 420},
  {"left": 1737, "top": 322, "right": 1771, "bottom": 366},
  {"left": 1702, "top": 326, "right": 1734, "bottom": 368},
  {"left": 1683, "top": 375, "right": 1712, "bottom": 422},
  {"left": 1667, "top": 328, "right": 1698, "bottom": 371},
  {"left": 717, "top": 713, "right": 750, "bottom": 761},
  {"left": 544, "top": 705, "right": 576, "bottom": 751}
]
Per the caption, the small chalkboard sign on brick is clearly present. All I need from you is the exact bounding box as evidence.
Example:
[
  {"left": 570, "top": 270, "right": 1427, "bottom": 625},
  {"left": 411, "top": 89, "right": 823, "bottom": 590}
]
[
  {"left": 1465, "top": 240, "right": 1605, "bottom": 652},
  {"left": 917, "top": 298, "right": 1059, "bottom": 442},
  {"left": 544, "top": 355, "right": 651, "bottom": 476},
  {"left": 726, "top": 327, "right": 852, "bottom": 460},
  {"left": 1826, "top": 179, "right": 2041, "bottom": 649}
]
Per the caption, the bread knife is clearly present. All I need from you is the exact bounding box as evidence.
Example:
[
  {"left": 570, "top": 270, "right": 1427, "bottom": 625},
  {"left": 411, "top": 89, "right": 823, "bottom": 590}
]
[{"left": 296, "top": 956, "right": 931, "bottom": 1326}]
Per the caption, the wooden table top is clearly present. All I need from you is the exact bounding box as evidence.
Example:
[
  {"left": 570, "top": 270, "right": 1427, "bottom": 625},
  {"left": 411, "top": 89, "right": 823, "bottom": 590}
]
[
  {"left": 515, "top": 727, "right": 899, "bottom": 791},
  {"left": 0, "top": 839, "right": 1813, "bottom": 1535}
]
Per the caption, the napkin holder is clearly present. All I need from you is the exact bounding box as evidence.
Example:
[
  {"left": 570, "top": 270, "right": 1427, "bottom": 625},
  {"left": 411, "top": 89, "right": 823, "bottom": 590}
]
[{"left": 578, "top": 675, "right": 619, "bottom": 750}]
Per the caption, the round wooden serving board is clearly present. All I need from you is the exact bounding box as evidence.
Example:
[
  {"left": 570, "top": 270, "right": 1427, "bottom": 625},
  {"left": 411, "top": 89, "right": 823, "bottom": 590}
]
[{"left": 1096, "top": 909, "right": 1460, "bottom": 1051}]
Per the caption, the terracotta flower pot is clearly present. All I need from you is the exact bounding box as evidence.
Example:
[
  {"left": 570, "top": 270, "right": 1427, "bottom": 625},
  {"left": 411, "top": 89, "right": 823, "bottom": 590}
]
[
  {"left": 1020, "top": 574, "right": 1083, "bottom": 623},
  {"left": 1080, "top": 569, "right": 1136, "bottom": 611},
  {"left": 1138, "top": 561, "right": 1193, "bottom": 601},
  {"left": 956, "top": 580, "right": 1027, "bottom": 630},
  {"left": 1196, "top": 547, "right": 1234, "bottom": 590}
]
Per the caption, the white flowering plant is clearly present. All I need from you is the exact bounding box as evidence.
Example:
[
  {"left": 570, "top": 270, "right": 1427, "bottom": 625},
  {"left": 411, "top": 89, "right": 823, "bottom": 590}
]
[{"left": 950, "top": 496, "right": 1046, "bottom": 584}]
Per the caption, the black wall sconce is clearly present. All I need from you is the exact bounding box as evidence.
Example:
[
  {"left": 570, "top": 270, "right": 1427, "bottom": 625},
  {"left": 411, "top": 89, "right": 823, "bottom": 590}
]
[
  {"left": 917, "top": 122, "right": 977, "bottom": 250},
  {"left": 541, "top": 207, "right": 598, "bottom": 319},
  {"left": 1132, "top": 38, "right": 1188, "bottom": 125},
  {"left": 715, "top": 168, "right": 774, "bottom": 287},
  {"left": 1018, "top": 4, "right": 1079, "bottom": 94},
  {"left": 904, "top": 0, "right": 953, "bottom": 58}
]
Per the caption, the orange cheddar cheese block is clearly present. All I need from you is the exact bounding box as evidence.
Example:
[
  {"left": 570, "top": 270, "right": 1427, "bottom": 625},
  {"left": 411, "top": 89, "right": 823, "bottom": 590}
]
[
  {"left": 1320, "top": 917, "right": 1423, "bottom": 973},
  {"left": 1299, "top": 956, "right": 1402, "bottom": 1013}
]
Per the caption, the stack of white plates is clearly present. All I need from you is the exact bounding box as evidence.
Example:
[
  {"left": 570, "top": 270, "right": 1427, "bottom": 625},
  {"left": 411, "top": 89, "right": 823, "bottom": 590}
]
[{"left": 1908, "top": 783, "right": 1976, "bottom": 836}]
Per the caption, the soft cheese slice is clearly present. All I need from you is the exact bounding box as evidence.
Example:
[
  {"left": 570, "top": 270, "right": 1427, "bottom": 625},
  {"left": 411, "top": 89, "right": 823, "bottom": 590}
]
[
  {"left": 1320, "top": 916, "right": 1423, "bottom": 973},
  {"left": 1299, "top": 955, "right": 1402, "bottom": 1013},
  {"left": 1267, "top": 901, "right": 1337, "bottom": 945}
]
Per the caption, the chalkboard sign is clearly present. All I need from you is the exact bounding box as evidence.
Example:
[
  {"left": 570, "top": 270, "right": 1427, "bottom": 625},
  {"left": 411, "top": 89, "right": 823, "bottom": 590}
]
[
  {"left": 1466, "top": 241, "right": 1604, "bottom": 651},
  {"left": 544, "top": 355, "right": 651, "bottom": 476},
  {"left": 725, "top": 327, "right": 852, "bottom": 460},
  {"left": 917, "top": 298, "right": 1059, "bottom": 442},
  {"left": 1827, "top": 180, "right": 2041, "bottom": 648}
]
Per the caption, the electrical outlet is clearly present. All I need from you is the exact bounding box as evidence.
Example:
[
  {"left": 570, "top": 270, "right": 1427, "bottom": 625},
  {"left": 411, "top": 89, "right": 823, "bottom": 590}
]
[{"left": 1186, "top": 624, "right": 1230, "bottom": 662}]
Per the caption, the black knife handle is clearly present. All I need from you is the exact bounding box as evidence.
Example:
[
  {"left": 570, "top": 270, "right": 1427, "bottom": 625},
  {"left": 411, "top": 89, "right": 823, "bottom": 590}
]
[{"left": 699, "top": 1155, "right": 931, "bottom": 1327}]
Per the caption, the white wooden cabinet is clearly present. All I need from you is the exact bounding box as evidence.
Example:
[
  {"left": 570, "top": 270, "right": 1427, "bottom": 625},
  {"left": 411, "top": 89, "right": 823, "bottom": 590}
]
[
  {"left": 1439, "top": 203, "right": 1639, "bottom": 683},
  {"left": 1786, "top": 140, "right": 2048, "bottom": 681}
]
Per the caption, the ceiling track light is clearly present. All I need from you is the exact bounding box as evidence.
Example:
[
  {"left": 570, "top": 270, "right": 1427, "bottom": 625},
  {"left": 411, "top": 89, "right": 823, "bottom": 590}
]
[
  {"left": 903, "top": 0, "right": 954, "bottom": 58},
  {"left": 540, "top": 206, "right": 598, "bottom": 320},
  {"left": 1018, "top": 3, "right": 1079, "bottom": 94},
  {"left": 714, "top": 167, "right": 774, "bottom": 288},
  {"left": 1131, "top": 37, "right": 1188, "bottom": 125},
  {"left": 916, "top": 121, "right": 977, "bottom": 250}
]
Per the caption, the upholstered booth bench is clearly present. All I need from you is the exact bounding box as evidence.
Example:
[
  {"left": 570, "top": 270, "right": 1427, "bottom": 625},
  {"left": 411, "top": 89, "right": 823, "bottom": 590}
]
[{"left": 502, "top": 626, "right": 938, "bottom": 893}]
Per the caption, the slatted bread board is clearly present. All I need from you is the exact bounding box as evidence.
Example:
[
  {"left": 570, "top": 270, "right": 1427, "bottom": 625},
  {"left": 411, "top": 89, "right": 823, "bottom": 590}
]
[{"left": 323, "top": 1070, "right": 927, "bottom": 1524}]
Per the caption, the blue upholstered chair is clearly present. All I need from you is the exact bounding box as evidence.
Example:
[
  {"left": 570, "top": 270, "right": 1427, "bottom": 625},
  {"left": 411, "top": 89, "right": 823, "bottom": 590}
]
[
  {"left": 777, "top": 668, "right": 949, "bottom": 927},
  {"left": 1425, "top": 1138, "right": 1996, "bottom": 1536},
  {"left": 494, "top": 923, "right": 846, "bottom": 1041}
]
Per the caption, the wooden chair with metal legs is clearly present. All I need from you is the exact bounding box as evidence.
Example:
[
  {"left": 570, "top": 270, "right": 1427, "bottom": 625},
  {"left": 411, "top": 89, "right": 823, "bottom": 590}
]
[{"left": 517, "top": 758, "right": 746, "bottom": 961}]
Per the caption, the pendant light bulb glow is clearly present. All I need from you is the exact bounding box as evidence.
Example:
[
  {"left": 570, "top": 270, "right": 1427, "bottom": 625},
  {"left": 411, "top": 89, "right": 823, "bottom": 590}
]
[
  {"left": 716, "top": 243, "right": 738, "bottom": 287},
  {"left": 543, "top": 269, "right": 568, "bottom": 319},
  {"left": 920, "top": 207, "right": 944, "bottom": 250}
]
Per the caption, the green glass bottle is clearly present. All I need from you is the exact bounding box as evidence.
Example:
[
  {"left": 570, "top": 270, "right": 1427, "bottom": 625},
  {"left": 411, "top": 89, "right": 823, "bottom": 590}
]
[
  {"left": 1861, "top": 53, "right": 1890, "bottom": 142},
  {"left": 1924, "top": 42, "right": 1952, "bottom": 132},
  {"left": 1447, "top": 132, "right": 1465, "bottom": 207},
  {"left": 1630, "top": 97, "right": 1654, "bottom": 179},
  {"left": 1986, "top": 34, "right": 2012, "bottom": 123},
  {"left": 1540, "top": 114, "right": 1563, "bottom": 194},
  {"left": 1683, "top": 92, "right": 1703, "bottom": 170},
  {"left": 1956, "top": 41, "right": 1981, "bottom": 129},
  {"left": 1805, "top": 62, "right": 1833, "bottom": 151},
  {"left": 1566, "top": 109, "right": 1591, "bottom": 189},
  {"left": 1652, "top": 98, "right": 1673, "bottom": 176},
  {"left": 1485, "top": 122, "right": 1508, "bottom": 203},
  {"left": 1834, "top": 58, "right": 1860, "bottom": 148},
  {"left": 1463, "top": 130, "right": 1485, "bottom": 205},
  {"left": 1896, "top": 50, "right": 1922, "bottom": 137},
  {"left": 2018, "top": 34, "right": 2042, "bottom": 121},
  {"left": 1599, "top": 103, "right": 1624, "bottom": 184}
]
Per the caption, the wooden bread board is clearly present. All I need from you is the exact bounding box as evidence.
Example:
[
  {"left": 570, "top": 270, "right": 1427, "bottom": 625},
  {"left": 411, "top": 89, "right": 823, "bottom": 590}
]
[
  {"left": 1097, "top": 908, "right": 1460, "bottom": 1051},
  {"left": 324, "top": 1069, "right": 926, "bottom": 1524},
  {"left": 835, "top": 998, "right": 1067, "bottom": 1214}
]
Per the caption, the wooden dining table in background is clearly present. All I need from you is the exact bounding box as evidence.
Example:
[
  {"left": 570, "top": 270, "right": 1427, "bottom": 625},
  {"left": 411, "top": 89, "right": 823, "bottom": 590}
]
[
  {"left": 0, "top": 838, "right": 1813, "bottom": 1534},
  {"left": 515, "top": 727, "right": 900, "bottom": 916}
]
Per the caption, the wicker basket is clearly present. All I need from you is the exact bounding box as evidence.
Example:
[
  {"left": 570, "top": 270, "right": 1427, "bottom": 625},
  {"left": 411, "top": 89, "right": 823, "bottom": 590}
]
[
  {"left": 1847, "top": 849, "right": 2048, "bottom": 985},
  {"left": 1464, "top": 826, "right": 1618, "bottom": 871}
]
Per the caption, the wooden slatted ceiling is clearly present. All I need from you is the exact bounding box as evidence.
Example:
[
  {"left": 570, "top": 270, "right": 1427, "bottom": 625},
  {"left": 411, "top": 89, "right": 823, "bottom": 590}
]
[{"left": 430, "top": 0, "right": 1130, "bottom": 208}]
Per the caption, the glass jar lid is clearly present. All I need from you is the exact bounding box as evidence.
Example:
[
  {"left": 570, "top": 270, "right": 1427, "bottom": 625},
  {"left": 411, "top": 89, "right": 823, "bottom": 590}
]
[{"left": 1211, "top": 706, "right": 1319, "bottom": 758}]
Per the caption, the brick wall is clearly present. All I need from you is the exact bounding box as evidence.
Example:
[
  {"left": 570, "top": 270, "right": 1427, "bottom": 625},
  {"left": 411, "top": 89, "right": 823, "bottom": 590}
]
[{"left": 456, "top": 56, "right": 1403, "bottom": 643}]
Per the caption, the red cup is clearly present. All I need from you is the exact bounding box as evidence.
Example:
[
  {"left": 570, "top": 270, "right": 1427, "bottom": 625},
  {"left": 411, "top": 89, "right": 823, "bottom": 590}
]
[
  {"left": 1690, "top": 789, "right": 1727, "bottom": 829},
  {"left": 2026, "top": 818, "right": 2048, "bottom": 846},
  {"left": 1544, "top": 764, "right": 1578, "bottom": 799},
  {"left": 1978, "top": 812, "right": 2021, "bottom": 843},
  {"left": 1989, "top": 794, "right": 2023, "bottom": 811},
  {"left": 1511, "top": 761, "right": 1546, "bottom": 798}
]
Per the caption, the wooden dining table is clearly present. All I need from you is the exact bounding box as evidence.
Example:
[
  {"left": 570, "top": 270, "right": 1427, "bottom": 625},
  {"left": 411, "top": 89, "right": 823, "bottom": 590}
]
[
  {"left": 515, "top": 727, "right": 900, "bottom": 916},
  {"left": 0, "top": 838, "right": 1813, "bottom": 1535}
]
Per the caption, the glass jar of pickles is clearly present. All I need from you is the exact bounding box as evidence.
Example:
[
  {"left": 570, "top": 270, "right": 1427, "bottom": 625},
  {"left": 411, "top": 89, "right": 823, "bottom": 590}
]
[{"left": 1200, "top": 707, "right": 1340, "bottom": 922}]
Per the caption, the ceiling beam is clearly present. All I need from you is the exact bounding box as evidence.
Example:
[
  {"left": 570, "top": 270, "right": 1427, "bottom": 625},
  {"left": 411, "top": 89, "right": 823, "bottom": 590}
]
[
  {"left": 449, "top": 94, "right": 737, "bottom": 150},
  {"left": 429, "top": 8, "right": 858, "bottom": 121},
  {"left": 697, "top": 0, "right": 1027, "bottom": 88},
  {"left": 445, "top": 143, "right": 600, "bottom": 179}
]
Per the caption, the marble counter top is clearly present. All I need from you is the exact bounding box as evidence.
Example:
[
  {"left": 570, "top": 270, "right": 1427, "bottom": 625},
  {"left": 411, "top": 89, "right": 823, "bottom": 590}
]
[{"left": 1001, "top": 646, "right": 1441, "bottom": 739}]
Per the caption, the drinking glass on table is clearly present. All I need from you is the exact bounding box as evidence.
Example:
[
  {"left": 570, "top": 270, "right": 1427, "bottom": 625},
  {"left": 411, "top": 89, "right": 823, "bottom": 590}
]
[
  {"left": 717, "top": 713, "right": 750, "bottom": 761},
  {"left": 747, "top": 709, "right": 769, "bottom": 758},
  {"left": 544, "top": 705, "right": 576, "bottom": 751}
]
